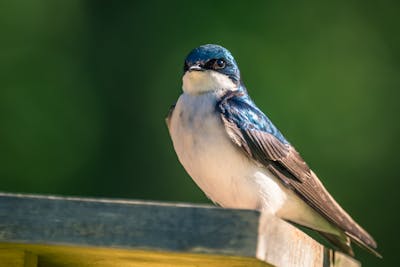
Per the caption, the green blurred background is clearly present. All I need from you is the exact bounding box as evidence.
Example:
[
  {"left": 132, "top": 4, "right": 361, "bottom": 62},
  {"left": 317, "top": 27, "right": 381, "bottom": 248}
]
[{"left": 1, "top": 1, "right": 398, "bottom": 266}]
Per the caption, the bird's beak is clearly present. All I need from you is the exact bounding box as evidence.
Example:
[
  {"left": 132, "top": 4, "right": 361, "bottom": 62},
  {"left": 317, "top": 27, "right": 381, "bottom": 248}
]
[{"left": 188, "top": 64, "right": 204, "bottom": 72}]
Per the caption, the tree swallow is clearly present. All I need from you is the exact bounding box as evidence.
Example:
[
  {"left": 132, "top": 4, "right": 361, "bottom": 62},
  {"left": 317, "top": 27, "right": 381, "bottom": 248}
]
[{"left": 166, "top": 44, "right": 380, "bottom": 258}]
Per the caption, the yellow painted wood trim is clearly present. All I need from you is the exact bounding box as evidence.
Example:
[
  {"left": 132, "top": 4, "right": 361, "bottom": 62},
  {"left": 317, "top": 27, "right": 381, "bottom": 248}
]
[
  {"left": 0, "top": 243, "right": 271, "bottom": 267},
  {"left": 0, "top": 249, "right": 37, "bottom": 267}
]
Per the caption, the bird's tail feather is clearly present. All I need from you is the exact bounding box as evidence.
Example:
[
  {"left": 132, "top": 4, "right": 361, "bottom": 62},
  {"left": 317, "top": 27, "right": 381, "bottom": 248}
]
[
  {"left": 318, "top": 231, "right": 354, "bottom": 257},
  {"left": 318, "top": 231, "right": 382, "bottom": 258},
  {"left": 346, "top": 231, "right": 383, "bottom": 258}
]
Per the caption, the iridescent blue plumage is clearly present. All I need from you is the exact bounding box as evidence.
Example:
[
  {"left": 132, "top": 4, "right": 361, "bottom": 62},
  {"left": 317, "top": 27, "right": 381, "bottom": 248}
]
[{"left": 218, "top": 87, "right": 289, "bottom": 145}]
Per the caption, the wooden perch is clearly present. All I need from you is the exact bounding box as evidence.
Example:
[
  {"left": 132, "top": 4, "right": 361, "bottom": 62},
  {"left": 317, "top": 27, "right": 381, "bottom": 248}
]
[{"left": 0, "top": 193, "right": 360, "bottom": 267}]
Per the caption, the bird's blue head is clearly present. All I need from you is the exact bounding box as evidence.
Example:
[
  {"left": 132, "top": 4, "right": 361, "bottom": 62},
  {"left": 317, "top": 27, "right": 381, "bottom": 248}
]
[
  {"left": 182, "top": 44, "right": 241, "bottom": 95},
  {"left": 184, "top": 44, "right": 240, "bottom": 82}
]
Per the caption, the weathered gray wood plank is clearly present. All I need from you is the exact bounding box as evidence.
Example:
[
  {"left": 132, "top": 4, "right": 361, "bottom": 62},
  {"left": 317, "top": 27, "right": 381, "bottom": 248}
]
[
  {"left": 0, "top": 192, "right": 360, "bottom": 267},
  {"left": 0, "top": 193, "right": 259, "bottom": 257}
]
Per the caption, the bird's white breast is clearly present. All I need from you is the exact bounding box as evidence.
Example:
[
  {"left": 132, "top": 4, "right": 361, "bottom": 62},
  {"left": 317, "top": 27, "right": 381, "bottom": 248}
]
[{"left": 168, "top": 91, "right": 288, "bottom": 213}]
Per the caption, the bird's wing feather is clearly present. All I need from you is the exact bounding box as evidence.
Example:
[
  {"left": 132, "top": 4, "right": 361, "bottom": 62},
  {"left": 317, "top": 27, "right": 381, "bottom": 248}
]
[
  {"left": 165, "top": 104, "right": 176, "bottom": 129},
  {"left": 217, "top": 90, "right": 378, "bottom": 252}
]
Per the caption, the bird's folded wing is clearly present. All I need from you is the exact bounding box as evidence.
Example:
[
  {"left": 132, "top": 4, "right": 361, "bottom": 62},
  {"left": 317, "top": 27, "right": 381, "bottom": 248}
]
[
  {"left": 217, "top": 90, "right": 377, "bottom": 252},
  {"left": 166, "top": 104, "right": 176, "bottom": 129}
]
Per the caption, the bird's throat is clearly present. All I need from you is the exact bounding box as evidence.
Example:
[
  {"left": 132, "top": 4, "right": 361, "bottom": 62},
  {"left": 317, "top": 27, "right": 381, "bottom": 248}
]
[{"left": 182, "top": 70, "right": 237, "bottom": 95}]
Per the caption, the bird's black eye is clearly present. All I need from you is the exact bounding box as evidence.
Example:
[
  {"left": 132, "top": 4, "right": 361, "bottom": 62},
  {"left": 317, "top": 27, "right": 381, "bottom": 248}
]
[{"left": 213, "top": 59, "right": 226, "bottom": 70}]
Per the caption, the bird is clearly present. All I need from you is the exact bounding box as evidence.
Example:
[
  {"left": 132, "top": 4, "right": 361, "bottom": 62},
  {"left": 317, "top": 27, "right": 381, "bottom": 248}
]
[{"left": 166, "top": 44, "right": 380, "bottom": 258}]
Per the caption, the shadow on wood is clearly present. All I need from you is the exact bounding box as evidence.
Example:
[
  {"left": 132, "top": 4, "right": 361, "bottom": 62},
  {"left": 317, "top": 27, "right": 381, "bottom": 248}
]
[{"left": 0, "top": 193, "right": 360, "bottom": 267}]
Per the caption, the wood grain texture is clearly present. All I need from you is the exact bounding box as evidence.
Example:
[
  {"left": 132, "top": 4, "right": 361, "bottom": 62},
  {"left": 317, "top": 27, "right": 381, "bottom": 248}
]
[
  {"left": 257, "top": 214, "right": 324, "bottom": 267},
  {"left": 0, "top": 193, "right": 361, "bottom": 267},
  {"left": 334, "top": 251, "right": 361, "bottom": 267},
  {"left": 256, "top": 215, "right": 361, "bottom": 267}
]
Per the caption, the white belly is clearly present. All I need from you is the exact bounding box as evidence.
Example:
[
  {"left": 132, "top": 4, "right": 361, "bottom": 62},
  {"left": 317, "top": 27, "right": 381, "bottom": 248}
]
[{"left": 168, "top": 92, "right": 288, "bottom": 212}]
